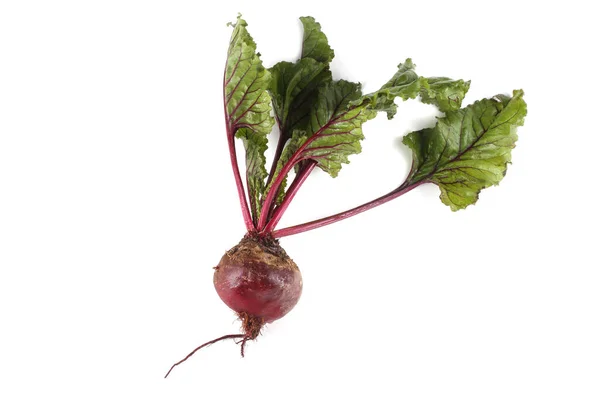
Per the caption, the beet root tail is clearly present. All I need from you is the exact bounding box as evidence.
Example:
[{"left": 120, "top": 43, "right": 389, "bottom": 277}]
[{"left": 164, "top": 333, "right": 247, "bottom": 378}]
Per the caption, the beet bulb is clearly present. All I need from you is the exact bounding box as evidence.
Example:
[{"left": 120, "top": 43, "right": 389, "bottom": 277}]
[
  {"left": 164, "top": 236, "right": 301, "bottom": 378},
  {"left": 214, "top": 236, "right": 303, "bottom": 339}
]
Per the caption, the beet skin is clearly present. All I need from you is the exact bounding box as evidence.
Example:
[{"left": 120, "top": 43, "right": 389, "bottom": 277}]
[{"left": 213, "top": 236, "right": 302, "bottom": 338}]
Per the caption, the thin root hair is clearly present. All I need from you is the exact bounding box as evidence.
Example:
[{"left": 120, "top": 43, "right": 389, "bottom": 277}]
[{"left": 164, "top": 333, "right": 248, "bottom": 378}]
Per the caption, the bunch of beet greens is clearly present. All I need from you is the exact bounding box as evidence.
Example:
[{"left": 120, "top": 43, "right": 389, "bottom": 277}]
[{"left": 165, "top": 15, "right": 527, "bottom": 377}]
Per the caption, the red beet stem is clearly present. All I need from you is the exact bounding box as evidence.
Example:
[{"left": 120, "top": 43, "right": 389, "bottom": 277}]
[
  {"left": 257, "top": 157, "right": 297, "bottom": 231},
  {"left": 257, "top": 114, "right": 345, "bottom": 230},
  {"left": 223, "top": 68, "right": 254, "bottom": 232},
  {"left": 164, "top": 333, "right": 246, "bottom": 378},
  {"left": 227, "top": 133, "right": 254, "bottom": 231},
  {"left": 272, "top": 181, "right": 424, "bottom": 238},
  {"left": 262, "top": 161, "right": 317, "bottom": 234},
  {"left": 265, "top": 119, "right": 287, "bottom": 188}
]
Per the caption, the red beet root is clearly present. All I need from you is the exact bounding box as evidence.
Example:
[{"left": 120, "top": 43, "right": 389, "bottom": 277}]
[
  {"left": 214, "top": 236, "right": 303, "bottom": 336},
  {"left": 164, "top": 236, "right": 301, "bottom": 378}
]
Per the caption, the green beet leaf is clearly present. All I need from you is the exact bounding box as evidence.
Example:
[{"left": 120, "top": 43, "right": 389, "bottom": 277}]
[
  {"left": 403, "top": 90, "right": 527, "bottom": 210},
  {"left": 264, "top": 17, "right": 335, "bottom": 205},
  {"left": 269, "top": 17, "right": 333, "bottom": 142},
  {"left": 235, "top": 128, "right": 268, "bottom": 221},
  {"left": 351, "top": 59, "right": 421, "bottom": 119},
  {"left": 269, "top": 58, "right": 332, "bottom": 142},
  {"left": 224, "top": 16, "right": 275, "bottom": 222},
  {"left": 420, "top": 77, "right": 471, "bottom": 113},
  {"left": 300, "top": 16, "right": 335, "bottom": 63},
  {"left": 269, "top": 16, "right": 334, "bottom": 140},
  {"left": 294, "top": 80, "right": 376, "bottom": 177},
  {"left": 268, "top": 16, "right": 334, "bottom": 145}
]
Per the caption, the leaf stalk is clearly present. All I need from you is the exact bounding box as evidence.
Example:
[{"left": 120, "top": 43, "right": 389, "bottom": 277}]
[{"left": 271, "top": 180, "right": 423, "bottom": 238}]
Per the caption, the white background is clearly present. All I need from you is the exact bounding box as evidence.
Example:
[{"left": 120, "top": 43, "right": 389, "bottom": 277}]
[{"left": 1, "top": 1, "right": 598, "bottom": 399}]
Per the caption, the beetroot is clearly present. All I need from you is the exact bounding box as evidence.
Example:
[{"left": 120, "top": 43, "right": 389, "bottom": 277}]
[
  {"left": 213, "top": 237, "right": 302, "bottom": 334},
  {"left": 164, "top": 237, "right": 301, "bottom": 378},
  {"left": 164, "top": 15, "right": 526, "bottom": 377}
]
